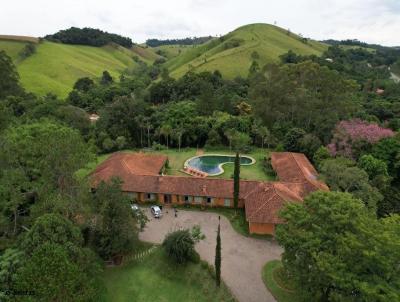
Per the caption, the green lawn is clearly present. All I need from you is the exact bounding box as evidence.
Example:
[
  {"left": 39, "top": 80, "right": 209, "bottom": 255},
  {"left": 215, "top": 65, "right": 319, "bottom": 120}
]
[
  {"left": 76, "top": 147, "right": 275, "bottom": 182},
  {"left": 153, "top": 147, "right": 274, "bottom": 181},
  {"left": 102, "top": 247, "right": 236, "bottom": 302},
  {"left": 75, "top": 153, "right": 110, "bottom": 180},
  {"left": 262, "top": 260, "right": 301, "bottom": 302}
]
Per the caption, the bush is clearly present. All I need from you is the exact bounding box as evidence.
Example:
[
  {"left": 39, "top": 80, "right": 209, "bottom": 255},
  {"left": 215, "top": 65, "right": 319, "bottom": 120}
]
[
  {"left": 152, "top": 142, "right": 166, "bottom": 151},
  {"left": 190, "top": 250, "right": 200, "bottom": 264},
  {"left": 162, "top": 226, "right": 204, "bottom": 264},
  {"left": 162, "top": 229, "right": 195, "bottom": 264},
  {"left": 262, "top": 155, "right": 276, "bottom": 177},
  {"left": 223, "top": 38, "right": 244, "bottom": 50},
  {"left": 19, "top": 43, "right": 36, "bottom": 59}
]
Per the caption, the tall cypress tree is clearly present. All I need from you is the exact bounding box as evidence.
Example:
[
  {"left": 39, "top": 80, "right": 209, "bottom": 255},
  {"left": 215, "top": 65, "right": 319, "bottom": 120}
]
[
  {"left": 215, "top": 216, "right": 221, "bottom": 287},
  {"left": 233, "top": 152, "right": 240, "bottom": 208}
]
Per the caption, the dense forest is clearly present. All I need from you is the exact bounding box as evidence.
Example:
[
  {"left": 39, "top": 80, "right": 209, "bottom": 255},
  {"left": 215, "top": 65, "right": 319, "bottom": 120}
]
[
  {"left": 45, "top": 27, "right": 133, "bottom": 48},
  {"left": 146, "top": 36, "right": 214, "bottom": 47},
  {"left": 0, "top": 31, "right": 400, "bottom": 301}
]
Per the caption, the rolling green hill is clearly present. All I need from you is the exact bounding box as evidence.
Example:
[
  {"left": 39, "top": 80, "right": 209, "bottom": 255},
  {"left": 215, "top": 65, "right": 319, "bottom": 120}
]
[
  {"left": 0, "top": 24, "right": 329, "bottom": 96},
  {"left": 165, "top": 23, "right": 328, "bottom": 78},
  {"left": 0, "top": 38, "right": 152, "bottom": 98},
  {"left": 0, "top": 39, "right": 30, "bottom": 62},
  {"left": 131, "top": 45, "right": 163, "bottom": 63},
  {"left": 153, "top": 44, "right": 193, "bottom": 60}
]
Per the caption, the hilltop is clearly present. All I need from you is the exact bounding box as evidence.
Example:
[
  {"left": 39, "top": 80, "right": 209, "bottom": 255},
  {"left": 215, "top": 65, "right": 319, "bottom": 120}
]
[{"left": 163, "top": 23, "right": 328, "bottom": 78}]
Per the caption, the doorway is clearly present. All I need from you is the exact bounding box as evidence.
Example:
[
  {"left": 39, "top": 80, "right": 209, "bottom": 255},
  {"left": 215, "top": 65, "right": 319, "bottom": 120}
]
[{"left": 164, "top": 194, "right": 172, "bottom": 204}]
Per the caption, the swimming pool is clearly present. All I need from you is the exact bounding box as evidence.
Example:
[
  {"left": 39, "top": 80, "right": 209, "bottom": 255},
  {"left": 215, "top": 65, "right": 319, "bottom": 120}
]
[{"left": 184, "top": 154, "right": 255, "bottom": 176}]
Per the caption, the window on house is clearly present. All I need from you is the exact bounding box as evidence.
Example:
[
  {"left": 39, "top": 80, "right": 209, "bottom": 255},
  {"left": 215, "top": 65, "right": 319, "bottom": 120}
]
[
  {"left": 194, "top": 196, "right": 203, "bottom": 203},
  {"left": 146, "top": 193, "right": 155, "bottom": 201},
  {"left": 184, "top": 195, "right": 192, "bottom": 203},
  {"left": 127, "top": 192, "right": 138, "bottom": 201},
  {"left": 224, "top": 198, "right": 231, "bottom": 207},
  {"left": 207, "top": 197, "right": 214, "bottom": 204}
]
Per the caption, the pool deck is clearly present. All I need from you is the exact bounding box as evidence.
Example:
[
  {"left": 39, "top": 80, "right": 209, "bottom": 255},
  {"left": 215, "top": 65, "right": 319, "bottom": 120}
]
[{"left": 184, "top": 153, "right": 256, "bottom": 176}]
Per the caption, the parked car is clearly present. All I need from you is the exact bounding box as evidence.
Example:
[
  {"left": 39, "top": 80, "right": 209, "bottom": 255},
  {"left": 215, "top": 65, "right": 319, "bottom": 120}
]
[{"left": 150, "top": 205, "right": 162, "bottom": 218}]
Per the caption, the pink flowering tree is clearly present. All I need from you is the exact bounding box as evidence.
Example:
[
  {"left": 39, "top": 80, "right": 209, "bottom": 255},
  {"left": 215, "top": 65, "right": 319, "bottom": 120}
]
[{"left": 328, "top": 119, "right": 395, "bottom": 158}]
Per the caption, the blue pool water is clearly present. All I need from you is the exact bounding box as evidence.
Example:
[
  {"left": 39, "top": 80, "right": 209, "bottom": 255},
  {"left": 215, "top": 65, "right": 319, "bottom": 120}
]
[{"left": 186, "top": 155, "right": 254, "bottom": 176}]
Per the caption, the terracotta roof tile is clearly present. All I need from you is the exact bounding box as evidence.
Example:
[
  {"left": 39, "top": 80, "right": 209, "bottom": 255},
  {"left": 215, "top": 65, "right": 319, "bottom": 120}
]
[
  {"left": 91, "top": 152, "right": 328, "bottom": 225},
  {"left": 271, "top": 152, "right": 329, "bottom": 196}
]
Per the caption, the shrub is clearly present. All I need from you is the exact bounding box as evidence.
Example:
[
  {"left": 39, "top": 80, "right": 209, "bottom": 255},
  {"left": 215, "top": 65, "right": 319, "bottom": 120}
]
[
  {"left": 162, "top": 226, "right": 204, "bottom": 264},
  {"left": 19, "top": 43, "right": 36, "bottom": 59},
  {"left": 162, "top": 229, "right": 195, "bottom": 264},
  {"left": 262, "top": 155, "right": 276, "bottom": 177}
]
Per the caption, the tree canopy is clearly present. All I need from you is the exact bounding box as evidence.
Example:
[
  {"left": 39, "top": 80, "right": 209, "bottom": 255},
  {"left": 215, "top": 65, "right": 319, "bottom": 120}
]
[
  {"left": 276, "top": 191, "right": 400, "bottom": 302},
  {"left": 45, "top": 27, "right": 133, "bottom": 48}
]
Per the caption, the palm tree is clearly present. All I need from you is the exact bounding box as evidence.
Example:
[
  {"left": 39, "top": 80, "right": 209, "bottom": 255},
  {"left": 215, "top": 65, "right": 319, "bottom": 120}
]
[
  {"left": 259, "top": 126, "right": 271, "bottom": 149},
  {"left": 135, "top": 116, "right": 146, "bottom": 147},
  {"left": 173, "top": 124, "right": 185, "bottom": 152},
  {"left": 224, "top": 129, "right": 236, "bottom": 152},
  {"left": 160, "top": 124, "right": 172, "bottom": 149}
]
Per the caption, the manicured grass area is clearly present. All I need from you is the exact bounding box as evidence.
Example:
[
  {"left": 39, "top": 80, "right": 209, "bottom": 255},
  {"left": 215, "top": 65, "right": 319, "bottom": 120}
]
[
  {"left": 77, "top": 147, "right": 275, "bottom": 182},
  {"left": 154, "top": 147, "right": 274, "bottom": 181},
  {"left": 75, "top": 154, "right": 110, "bottom": 180},
  {"left": 102, "top": 247, "right": 236, "bottom": 302},
  {"left": 262, "top": 260, "right": 301, "bottom": 302},
  {"left": 166, "top": 23, "right": 328, "bottom": 79}
]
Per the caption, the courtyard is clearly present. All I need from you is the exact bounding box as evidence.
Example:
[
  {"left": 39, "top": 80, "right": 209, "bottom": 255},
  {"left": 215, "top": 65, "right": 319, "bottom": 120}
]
[
  {"left": 139, "top": 209, "right": 282, "bottom": 302},
  {"left": 77, "top": 148, "right": 275, "bottom": 181}
]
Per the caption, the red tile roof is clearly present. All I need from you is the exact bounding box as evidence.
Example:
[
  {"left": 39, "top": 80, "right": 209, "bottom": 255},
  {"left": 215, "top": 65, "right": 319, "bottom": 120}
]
[
  {"left": 91, "top": 152, "right": 328, "bottom": 225},
  {"left": 93, "top": 152, "right": 168, "bottom": 178},
  {"left": 271, "top": 152, "right": 329, "bottom": 196},
  {"left": 244, "top": 182, "right": 303, "bottom": 224}
]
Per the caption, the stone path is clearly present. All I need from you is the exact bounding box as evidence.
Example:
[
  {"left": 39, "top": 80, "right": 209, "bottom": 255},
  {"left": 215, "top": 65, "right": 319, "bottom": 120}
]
[
  {"left": 140, "top": 209, "right": 282, "bottom": 302},
  {"left": 123, "top": 245, "right": 157, "bottom": 264}
]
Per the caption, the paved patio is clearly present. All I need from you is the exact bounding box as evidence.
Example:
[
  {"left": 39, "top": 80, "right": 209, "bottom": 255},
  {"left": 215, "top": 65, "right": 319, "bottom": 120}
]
[{"left": 139, "top": 208, "right": 282, "bottom": 302}]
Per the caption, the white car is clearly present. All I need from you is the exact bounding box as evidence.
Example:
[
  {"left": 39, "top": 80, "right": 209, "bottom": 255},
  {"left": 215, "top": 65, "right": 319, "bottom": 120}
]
[{"left": 151, "top": 205, "right": 162, "bottom": 218}]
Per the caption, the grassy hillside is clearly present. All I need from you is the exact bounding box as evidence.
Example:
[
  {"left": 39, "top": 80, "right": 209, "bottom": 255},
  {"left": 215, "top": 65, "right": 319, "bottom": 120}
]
[
  {"left": 165, "top": 23, "right": 328, "bottom": 78},
  {"left": 132, "top": 45, "right": 162, "bottom": 63},
  {"left": 0, "top": 24, "right": 329, "bottom": 96},
  {"left": 0, "top": 39, "right": 28, "bottom": 61},
  {"left": 153, "top": 44, "right": 192, "bottom": 60},
  {"left": 0, "top": 38, "right": 152, "bottom": 98}
]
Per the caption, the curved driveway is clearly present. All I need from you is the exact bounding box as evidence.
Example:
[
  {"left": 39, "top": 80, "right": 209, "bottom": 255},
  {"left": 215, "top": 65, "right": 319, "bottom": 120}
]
[{"left": 139, "top": 209, "right": 282, "bottom": 302}]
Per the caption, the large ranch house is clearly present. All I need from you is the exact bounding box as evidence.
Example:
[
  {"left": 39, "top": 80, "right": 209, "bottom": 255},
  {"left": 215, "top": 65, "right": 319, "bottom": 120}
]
[{"left": 91, "top": 152, "right": 328, "bottom": 235}]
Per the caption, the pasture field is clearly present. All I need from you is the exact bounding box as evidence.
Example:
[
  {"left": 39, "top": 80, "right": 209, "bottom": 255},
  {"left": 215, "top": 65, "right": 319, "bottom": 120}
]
[
  {"left": 165, "top": 23, "right": 328, "bottom": 78},
  {"left": 0, "top": 39, "right": 152, "bottom": 97}
]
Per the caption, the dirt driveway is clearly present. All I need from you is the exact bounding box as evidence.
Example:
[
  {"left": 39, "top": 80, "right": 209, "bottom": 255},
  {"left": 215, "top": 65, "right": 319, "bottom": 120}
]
[{"left": 139, "top": 209, "right": 282, "bottom": 302}]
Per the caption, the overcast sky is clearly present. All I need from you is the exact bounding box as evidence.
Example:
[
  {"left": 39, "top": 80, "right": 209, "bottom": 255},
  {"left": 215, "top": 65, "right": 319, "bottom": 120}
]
[{"left": 1, "top": 0, "right": 399, "bottom": 46}]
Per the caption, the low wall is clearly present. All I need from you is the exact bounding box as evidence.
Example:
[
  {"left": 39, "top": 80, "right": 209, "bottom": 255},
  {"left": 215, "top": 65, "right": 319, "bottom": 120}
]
[{"left": 249, "top": 222, "right": 275, "bottom": 235}]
